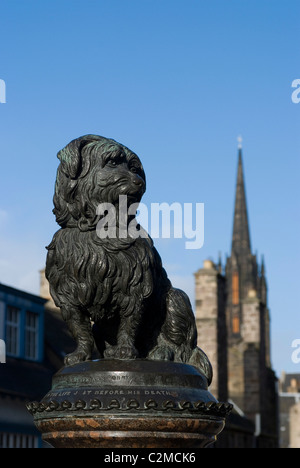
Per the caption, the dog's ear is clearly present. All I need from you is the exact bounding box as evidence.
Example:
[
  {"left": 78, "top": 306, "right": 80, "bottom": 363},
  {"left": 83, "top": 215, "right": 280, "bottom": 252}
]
[
  {"left": 57, "top": 139, "right": 83, "bottom": 179},
  {"left": 57, "top": 135, "right": 103, "bottom": 179}
]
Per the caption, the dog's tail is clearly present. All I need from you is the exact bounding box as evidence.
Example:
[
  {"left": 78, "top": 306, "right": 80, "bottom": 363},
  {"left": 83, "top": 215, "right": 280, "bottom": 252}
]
[
  {"left": 161, "top": 287, "right": 197, "bottom": 363},
  {"left": 157, "top": 287, "right": 212, "bottom": 385}
]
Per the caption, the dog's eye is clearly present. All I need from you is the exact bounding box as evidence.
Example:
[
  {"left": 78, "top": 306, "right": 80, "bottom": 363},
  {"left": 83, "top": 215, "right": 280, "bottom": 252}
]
[
  {"left": 130, "top": 165, "right": 141, "bottom": 174},
  {"left": 107, "top": 160, "right": 118, "bottom": 167}
]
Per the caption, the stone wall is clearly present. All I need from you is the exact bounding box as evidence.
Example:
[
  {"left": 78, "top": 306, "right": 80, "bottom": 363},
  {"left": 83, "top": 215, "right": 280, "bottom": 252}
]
[
  {"left": 290, "top": 402, "right": 300, "bottom": 448},
  {"left": 195, "top": 260, "right": 227, "bottom": 401}
]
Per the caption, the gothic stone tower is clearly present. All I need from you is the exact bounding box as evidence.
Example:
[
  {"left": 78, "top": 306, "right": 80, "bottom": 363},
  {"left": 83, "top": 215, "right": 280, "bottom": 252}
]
[{"left": 195, "top": 142, "right": 278, "bottom": 446}]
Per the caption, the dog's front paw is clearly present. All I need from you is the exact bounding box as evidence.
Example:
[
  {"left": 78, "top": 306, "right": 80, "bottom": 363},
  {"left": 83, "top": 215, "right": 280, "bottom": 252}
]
[
  {"left": 104, "top": 344, "right": 139, "bottom": 360},
  {"left": 64, "top": 348, "right": 91, "bottom": 366}
]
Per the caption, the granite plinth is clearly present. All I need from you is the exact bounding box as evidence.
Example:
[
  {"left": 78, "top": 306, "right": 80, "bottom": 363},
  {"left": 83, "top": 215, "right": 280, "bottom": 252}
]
[{"left": 27, "top": 360, "right": 232, "bottom": 448}]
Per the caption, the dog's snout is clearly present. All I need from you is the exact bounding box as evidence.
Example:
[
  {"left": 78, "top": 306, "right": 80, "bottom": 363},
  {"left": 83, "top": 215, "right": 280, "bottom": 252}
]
[{"left": 132, "top": 176, "right": 144, "bottom": 187}]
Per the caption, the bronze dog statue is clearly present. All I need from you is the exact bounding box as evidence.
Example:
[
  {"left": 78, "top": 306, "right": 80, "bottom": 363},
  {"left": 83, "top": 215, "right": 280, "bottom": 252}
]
[{"left": 46, "top": 135, "right": 211, "bottom": 383}]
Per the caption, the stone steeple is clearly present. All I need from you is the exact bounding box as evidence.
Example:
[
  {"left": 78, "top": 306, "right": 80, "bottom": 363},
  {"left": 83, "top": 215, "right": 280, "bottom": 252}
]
[
  {"left": 195, "top": 140, "right": 278, "bottom": 445},
  {"left": 231, "top": 146, "right": 252, "bottom": 260},
  {"left": 226, "top": 143, "right": 258, "bottom": 327}
]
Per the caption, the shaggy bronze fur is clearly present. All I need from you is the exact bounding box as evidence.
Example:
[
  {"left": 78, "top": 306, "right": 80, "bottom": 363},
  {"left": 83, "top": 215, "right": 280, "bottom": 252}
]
[{"left": 46, "top": 135, "right": 212, "bottom": 383}]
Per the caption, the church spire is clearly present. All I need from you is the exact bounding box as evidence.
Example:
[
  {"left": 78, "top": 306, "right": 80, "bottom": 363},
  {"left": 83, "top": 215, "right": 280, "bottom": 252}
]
[
  {"left": 260, "top": 255, "right": 268, "bottom": 305},
  {"left": 231, "top": 139, "right": 252, "bottom": 258}
]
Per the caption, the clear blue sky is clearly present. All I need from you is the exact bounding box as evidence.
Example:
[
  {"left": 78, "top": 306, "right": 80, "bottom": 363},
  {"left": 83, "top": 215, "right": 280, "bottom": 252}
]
[{"left": 0, "top": 0, "right": 299, "bottom": 376}]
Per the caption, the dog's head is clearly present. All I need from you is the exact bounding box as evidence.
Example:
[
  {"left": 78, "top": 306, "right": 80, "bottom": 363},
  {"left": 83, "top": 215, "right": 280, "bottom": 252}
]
[{"left": 53, "top": 135, "right": 146, "bottom": 230}]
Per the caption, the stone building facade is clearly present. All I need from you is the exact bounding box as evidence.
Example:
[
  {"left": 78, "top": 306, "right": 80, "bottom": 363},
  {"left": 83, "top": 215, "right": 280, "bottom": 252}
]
[
  {"left": 195, "top": 145, "right": 279, "bottom": 448},
  {"left": 0, "top": 281, "right": 74, "bottom": 448},
  {"left": 289, "top": 402, "right": 300, "bottom": 448},
  {"left": 279, "top": 372, "right": 300, "bottom": 448}
]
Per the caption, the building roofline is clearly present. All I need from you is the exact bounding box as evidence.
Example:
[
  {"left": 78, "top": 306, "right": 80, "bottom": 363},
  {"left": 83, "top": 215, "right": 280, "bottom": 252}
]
[{"left": 0, "top": 283, "right": 47, "bottom": 305}]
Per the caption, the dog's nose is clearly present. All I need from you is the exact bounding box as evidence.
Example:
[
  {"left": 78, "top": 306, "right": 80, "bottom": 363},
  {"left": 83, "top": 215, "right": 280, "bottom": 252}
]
[{"left": 133, "top": 176, "right": 144, "bottom": 188}]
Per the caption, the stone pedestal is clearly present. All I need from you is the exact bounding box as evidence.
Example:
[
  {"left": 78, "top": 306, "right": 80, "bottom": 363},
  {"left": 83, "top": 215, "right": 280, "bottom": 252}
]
[{"left": 27, "top": 360, "right": 231, "bottom": 448}]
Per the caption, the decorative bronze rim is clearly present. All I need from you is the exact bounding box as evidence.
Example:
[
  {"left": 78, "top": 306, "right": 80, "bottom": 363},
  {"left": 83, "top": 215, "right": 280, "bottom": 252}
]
[{"left": 27, "top": 398, "right": 232, "bottom": 417}]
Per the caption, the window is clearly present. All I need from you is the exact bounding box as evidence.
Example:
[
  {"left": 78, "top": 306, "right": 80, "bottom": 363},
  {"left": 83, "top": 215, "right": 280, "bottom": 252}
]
[
  {"left": 25, "top": 311, "right": 39, "bottom": 360},
  {"left": 0, "top": 432, "right": 39, "bottom": 448},
  {"left": 5, "top": 306, "right": 42, "bottom": 361},
  {"left": 232, "top": 271, "right": 239, "bottom": 305},
  {"left": 6, "top": 306, "right": 20, "bottom": 356},
  {"left": 232, "top": 316, "right": 240, "bottom": 334}
]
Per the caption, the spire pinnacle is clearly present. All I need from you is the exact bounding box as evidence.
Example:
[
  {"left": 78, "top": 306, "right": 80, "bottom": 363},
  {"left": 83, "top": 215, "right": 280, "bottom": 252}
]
[
  {"left": 237, "top": 135, "right": 243, "bottom": 149},
  {"left": 218, "top": 251, "right": 222, "bottom": 273},
  {"left": 231, "top": 145, "right": 251, "bottom": 257},
  {"left": 261, "top": 255, "right": 265, "bottom": 276}
]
